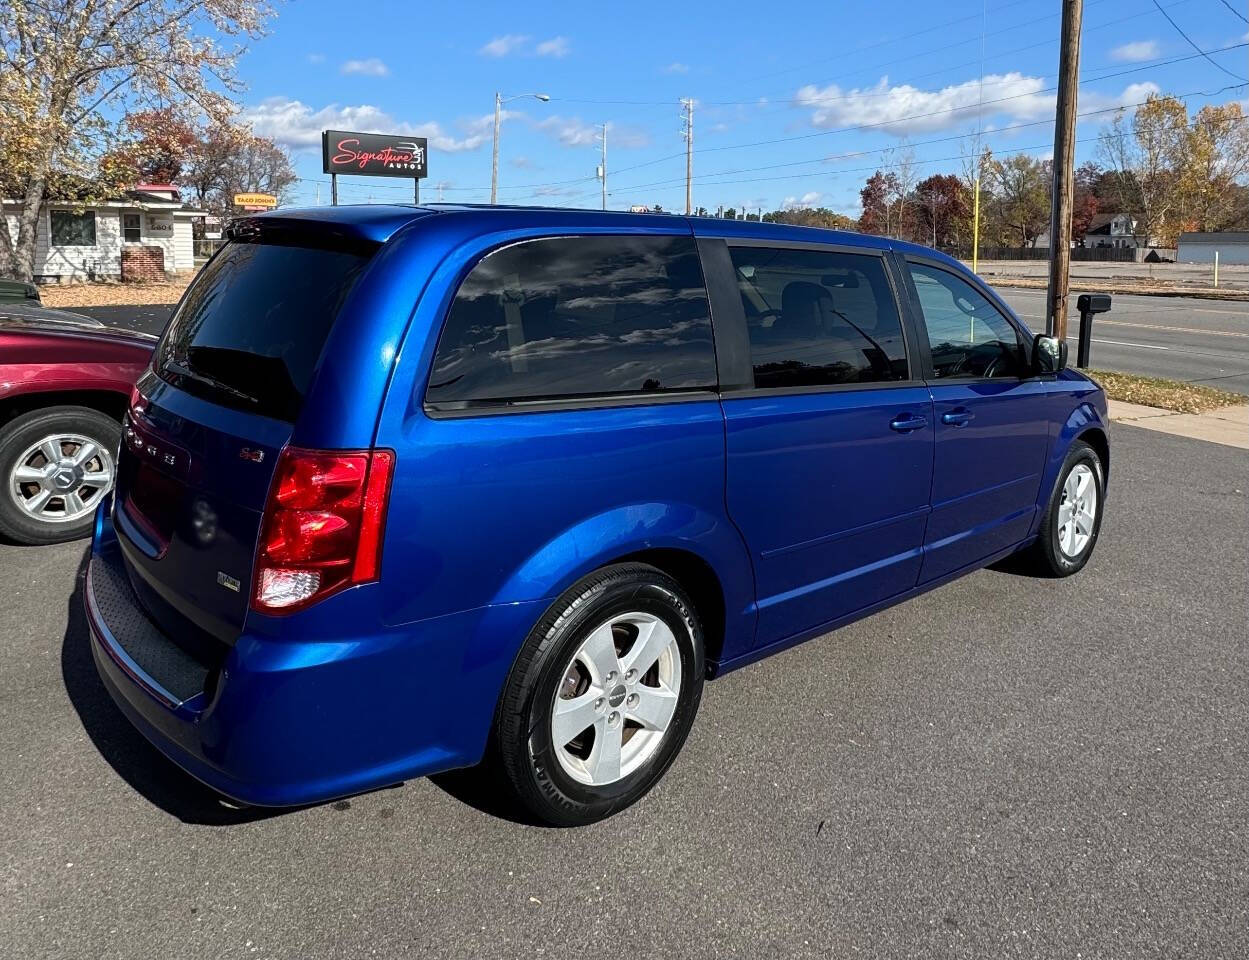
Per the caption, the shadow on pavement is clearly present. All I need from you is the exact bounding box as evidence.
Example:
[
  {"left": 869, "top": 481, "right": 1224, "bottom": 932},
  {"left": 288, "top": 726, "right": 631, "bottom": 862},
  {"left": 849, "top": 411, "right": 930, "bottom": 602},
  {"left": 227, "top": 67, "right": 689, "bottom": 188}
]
[
  {"left": 60, "top": 548, "right": 285, "bottom": 826},
  {"left": 429, "top": 760, "right": 548, "bottom": 828}
]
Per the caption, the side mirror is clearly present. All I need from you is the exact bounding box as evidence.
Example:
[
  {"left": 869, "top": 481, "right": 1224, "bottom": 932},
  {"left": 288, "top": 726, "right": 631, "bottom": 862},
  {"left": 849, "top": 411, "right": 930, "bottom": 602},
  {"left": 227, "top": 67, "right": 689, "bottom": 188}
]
[{"left": 1032, "top": 333, "right": 1067, "bottom": 374}]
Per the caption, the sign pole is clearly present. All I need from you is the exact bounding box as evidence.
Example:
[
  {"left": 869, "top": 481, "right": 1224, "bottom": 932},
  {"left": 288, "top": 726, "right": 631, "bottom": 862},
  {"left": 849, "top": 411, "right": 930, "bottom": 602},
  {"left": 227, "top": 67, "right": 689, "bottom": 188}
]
[{"left": 322, "top": 129, "right": 428, "bottom": 206}]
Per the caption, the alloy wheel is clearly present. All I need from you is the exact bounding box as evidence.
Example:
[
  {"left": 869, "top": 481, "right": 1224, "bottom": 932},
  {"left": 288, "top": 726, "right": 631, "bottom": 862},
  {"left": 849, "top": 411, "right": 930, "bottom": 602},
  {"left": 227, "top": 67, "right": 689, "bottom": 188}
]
[
  {"left": 551, "top": 611, "right": 683, "bottom": 787},
  {"left": 1056, "top": 462, "right": 1097, "bottom": 558},
  {"left": 8, "top": 433, "right": 114, "bottom": 524}
]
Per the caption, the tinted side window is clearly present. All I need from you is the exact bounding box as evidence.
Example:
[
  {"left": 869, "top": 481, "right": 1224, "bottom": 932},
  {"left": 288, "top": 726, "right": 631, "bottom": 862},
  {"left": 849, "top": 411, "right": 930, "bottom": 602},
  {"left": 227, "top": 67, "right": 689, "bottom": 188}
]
[
  {"left": 729, "top": 246, "right": 908, "bottom": 388},
  {"left": 909, "top": 263, "right": 1026, "bottom": 379},
  {"left": 427, "top": 235, "right": 716, "bottom": 408}
]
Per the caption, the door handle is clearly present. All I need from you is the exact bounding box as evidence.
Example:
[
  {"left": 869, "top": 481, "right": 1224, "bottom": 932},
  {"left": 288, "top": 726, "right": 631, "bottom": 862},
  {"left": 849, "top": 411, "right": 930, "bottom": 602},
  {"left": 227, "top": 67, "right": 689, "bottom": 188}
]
[
  {"left": 889, "top": 413, "right": 928, "bottom": 433},
  {"left": 941, "top": 409, "right": 975, "bottom": 426}
]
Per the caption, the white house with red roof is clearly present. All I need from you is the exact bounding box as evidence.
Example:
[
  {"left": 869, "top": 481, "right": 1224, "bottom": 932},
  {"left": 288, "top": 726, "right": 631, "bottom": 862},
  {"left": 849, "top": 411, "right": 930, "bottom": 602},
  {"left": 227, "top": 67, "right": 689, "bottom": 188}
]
[{"left": 2, "top": 184, "right": 205, "bottom": 282}]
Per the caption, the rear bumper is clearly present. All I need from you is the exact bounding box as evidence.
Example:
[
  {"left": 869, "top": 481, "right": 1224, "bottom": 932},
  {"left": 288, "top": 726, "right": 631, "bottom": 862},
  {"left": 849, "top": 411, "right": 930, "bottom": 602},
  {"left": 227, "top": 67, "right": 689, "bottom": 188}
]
[{"left": 86, "top": 502, "right": 543, "bottom": 807}]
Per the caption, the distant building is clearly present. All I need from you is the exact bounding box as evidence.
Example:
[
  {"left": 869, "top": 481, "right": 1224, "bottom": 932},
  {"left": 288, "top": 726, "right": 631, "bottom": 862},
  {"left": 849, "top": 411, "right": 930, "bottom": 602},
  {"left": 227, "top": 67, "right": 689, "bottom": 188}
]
[
  {"left": 1177, "top": 232, "right": 1249, "bottom": 266},
  {"left": 1084, "top": 212, "right": 1151, "bottom": 249},
  {"left": 1, "top": 184, "right": 205, "bottom": 282}
]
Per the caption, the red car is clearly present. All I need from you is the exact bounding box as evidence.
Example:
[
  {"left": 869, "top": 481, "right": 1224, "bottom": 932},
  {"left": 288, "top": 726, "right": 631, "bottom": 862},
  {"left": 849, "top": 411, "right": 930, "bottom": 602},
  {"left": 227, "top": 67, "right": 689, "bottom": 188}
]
[{"left": 0, "top": 306, "right": 154, "bottom": 544}]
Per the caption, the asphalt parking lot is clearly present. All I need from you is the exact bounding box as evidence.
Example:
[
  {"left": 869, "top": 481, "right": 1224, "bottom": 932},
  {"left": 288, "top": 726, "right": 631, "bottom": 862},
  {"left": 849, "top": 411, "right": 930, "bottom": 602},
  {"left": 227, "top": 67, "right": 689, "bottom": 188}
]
[{"left": 3, "top": 424, "right": 1246, "bottom": 960}]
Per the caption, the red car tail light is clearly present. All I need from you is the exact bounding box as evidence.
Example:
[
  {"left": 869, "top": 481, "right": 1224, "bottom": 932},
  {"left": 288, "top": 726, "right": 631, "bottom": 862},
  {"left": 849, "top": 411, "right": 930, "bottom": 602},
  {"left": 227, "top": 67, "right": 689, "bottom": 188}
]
[{"left": 252, "top": 447, "right": 394, "bottom": 614}]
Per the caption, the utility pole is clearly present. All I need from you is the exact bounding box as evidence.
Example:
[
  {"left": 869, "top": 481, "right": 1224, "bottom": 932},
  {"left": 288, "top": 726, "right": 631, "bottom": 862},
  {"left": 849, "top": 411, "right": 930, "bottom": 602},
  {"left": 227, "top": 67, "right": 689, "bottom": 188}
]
[
  {"left": 598, "top": 123, "right": 608, "bottom": 211},
  {"left": 681, "top": 98, "right": 694, "bottom": 215},
  {"left": 971, "top": 177, "right": 980, "bottom": 271},
  {"left": 1045, "top": 0, "right": 1083, "bottom": 339},
  {"left": 491, "top": 92, "right": 502, "bottom": 205}
]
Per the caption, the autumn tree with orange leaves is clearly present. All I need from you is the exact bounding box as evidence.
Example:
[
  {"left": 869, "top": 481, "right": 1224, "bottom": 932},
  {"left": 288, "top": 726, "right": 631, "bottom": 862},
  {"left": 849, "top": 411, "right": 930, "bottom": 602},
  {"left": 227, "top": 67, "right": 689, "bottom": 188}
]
[{"left": 1, "top": 0, "right": 275, "bottom": 280}]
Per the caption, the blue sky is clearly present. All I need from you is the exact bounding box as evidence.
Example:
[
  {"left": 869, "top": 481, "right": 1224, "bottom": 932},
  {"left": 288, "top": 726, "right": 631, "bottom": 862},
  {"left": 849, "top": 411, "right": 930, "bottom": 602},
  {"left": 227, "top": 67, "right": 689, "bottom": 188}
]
[{"left": 234, "top": 0, "right": 1249, "bottom": 214}]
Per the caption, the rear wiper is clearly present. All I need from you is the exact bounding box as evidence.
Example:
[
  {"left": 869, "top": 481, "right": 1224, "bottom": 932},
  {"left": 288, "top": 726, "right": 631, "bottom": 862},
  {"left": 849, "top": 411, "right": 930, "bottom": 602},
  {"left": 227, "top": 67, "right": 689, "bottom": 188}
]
[{"left": 163, "top": 359, "right": 260, "bottom": 405}]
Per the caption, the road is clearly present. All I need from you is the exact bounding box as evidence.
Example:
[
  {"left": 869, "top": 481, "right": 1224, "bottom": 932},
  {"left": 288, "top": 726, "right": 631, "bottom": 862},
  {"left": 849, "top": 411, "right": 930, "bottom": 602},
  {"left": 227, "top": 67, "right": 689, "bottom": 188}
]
[
  {"left": 78, "top": 287, "right": 1249, "bottom": 396},
  {"left": 994, "top": 288, "right": 1249, "bottom": 394},
  {"left": 3, "top": 425, "right": 1246, "bottom": 959}
]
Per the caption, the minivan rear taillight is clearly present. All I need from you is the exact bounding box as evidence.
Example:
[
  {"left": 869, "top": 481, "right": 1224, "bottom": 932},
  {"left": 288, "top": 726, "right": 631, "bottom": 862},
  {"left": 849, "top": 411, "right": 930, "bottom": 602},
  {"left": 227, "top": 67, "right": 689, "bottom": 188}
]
[{"left": 252, "top": 447, "right": 394, "bottom": 614}]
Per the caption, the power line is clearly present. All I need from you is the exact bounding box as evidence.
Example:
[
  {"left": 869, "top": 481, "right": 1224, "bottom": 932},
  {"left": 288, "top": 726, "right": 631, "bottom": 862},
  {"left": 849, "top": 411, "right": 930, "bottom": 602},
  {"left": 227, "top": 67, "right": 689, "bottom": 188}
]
[
  {"left": 486, "top": 43, "right": 1247, "bottom": 204},
  {"left": 548, "top": 105, "right": 1249, "bottom": 211},
  {"left": 286, "top": 31, "right": 1244, "bottom": 206},
  {"left": 1151, "top": 0, "right": 1248, "bottom": 81},
  {"left": 597, "top": 84, "right": 1248, "bottom": 195},
  {"left": 305, "top": 4, "right": 1216, "bottom": 202},
  {"left": 1217, "top": 0, "right": 1248, "bottom": 23},
  {"left": 543, "top": 0, "right": 1149, "bottom": 110},
  {"left": 681, "top": 44, "right": 1248, "bottom": 162}
]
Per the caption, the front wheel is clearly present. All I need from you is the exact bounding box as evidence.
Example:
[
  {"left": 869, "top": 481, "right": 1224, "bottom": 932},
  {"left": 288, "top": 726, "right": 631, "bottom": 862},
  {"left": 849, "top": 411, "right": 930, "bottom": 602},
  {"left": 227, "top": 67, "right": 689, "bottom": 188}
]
[
  {"left": 1029, "top": 439, "right": 1105, "bottom": 577},
  {"left": 493, "top": 563, "right": 705, "bottom": 826}
]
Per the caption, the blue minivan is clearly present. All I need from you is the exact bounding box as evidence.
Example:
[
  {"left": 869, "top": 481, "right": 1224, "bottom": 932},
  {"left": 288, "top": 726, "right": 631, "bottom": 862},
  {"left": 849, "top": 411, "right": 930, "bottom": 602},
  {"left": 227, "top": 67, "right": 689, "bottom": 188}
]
[{"left": 86, "top": 206, "right": 1108, "bottom": 825}]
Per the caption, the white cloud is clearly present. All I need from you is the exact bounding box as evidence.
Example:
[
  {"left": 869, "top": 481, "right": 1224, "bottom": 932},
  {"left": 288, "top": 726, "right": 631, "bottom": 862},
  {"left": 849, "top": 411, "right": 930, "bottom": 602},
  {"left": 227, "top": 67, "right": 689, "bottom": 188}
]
[
  {"left": 1081, "top": 81, "right": 1162, "bottom": 117},
  {"left": 794, "top": 72, "right": 1156, "bottom": 137},
  {"left": 538, "top": 115, "right": 598, "bottom": 146},
  {"left": 796, "top": 73, "right": 1059, "bottom": 136},
  {"left": 536, "top": 116, "right": 649, "bottom": 149},
  {"left": 1110, "top": 40, "right": 1160, "bottom": 62},
  {"left": 536, "top": 36, "right": 570, "bottom": 57},
  {"left": 782, "top": 191, "right": 823, "bottom": 210},
  {"left": 340, "top": 57, "right": 389, "bottom": 77},
  {"left": 243, "top": 97, "right": 489, "bottom": 152},
  {"left": 306, "top": 53, "right": 326, "bottom": 65},
  {"left": 479, "top": 34, "right": 530, "bottom": 57},
  {"left": 662, "top": 62, "right": 690, "bottom": 74}
]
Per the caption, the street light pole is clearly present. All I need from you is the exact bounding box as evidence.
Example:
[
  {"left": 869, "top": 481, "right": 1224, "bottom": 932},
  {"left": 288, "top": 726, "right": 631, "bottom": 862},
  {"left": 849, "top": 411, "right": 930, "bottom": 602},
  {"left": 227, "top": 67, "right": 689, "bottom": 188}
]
[{"left": 491, "top": 92, "right": 550, "bottom": 205}]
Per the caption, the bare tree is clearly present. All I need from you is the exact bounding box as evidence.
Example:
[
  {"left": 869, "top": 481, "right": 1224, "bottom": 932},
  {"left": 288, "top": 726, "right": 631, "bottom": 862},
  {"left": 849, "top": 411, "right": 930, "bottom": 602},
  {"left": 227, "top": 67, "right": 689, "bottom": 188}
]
[
  {"left": 183, "top": 122, "right": 296, "bottom": 222},
  {"left": 878, "top": 142, "right": 918, "bottom": 239},
  {"left": 0, "top": 0, "right": 274, "bottom": 280},
  {"left": 892, "top": 141, "right": 918, "bottom": 240}
]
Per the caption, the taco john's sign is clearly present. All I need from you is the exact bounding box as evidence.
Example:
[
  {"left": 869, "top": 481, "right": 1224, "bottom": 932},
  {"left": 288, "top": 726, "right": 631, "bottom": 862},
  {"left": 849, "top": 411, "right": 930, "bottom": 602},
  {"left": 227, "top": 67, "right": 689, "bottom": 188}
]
[{"left": 322, "top": 130, "right": 428, "bottom": 179}]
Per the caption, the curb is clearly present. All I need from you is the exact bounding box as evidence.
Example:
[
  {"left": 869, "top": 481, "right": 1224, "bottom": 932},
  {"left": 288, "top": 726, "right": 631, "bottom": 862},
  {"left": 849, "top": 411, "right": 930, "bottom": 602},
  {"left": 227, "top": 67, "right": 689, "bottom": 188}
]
[{"left": 976, "top": 277, "right": 1249, "bottom": 302}]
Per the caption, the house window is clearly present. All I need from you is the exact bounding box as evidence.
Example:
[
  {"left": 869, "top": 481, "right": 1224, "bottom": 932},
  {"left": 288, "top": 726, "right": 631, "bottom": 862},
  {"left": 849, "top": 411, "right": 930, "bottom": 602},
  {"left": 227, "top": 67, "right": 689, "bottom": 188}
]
[
  {"left": 122, "top": 213, "right": 141, "bottom": 244},
  {"left": 49, "top": 210, "right": 96, "bottom": 246}
]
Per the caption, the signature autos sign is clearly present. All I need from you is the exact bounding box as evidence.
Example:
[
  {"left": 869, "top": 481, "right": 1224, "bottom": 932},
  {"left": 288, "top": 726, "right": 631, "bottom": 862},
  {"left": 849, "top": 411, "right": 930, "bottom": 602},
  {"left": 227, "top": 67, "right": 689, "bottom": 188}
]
[{"left": 322, "top": 130, "right": 428, "bottom": 179}]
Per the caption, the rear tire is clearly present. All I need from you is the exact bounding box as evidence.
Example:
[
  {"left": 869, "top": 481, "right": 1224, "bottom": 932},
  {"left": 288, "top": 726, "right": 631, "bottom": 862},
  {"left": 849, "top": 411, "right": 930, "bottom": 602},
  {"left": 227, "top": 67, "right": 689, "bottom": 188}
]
[
  {"left": 0, "top": 406, "right": 120, "bottom": 545},
  {"left": 1027, "top": 439, "right": 1105, "bottom": 577},
  {"left": 493, "top": 563, "right": 705, "bottom": 826}
]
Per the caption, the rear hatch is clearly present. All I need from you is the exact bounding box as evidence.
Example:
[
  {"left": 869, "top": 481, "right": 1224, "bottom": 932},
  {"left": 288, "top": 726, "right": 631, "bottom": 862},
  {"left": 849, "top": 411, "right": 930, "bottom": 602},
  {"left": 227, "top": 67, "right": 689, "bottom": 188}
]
[{"left": 115, "top": 226, "right": 377, "bottom": 657}]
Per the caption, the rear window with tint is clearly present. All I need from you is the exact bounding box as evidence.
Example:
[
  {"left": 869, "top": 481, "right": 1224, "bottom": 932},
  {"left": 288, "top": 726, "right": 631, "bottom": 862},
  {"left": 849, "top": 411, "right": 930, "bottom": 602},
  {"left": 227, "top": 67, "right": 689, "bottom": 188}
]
[
  {"left": 157, "top": 241, "right": 371, "bottom": 421},
  {"left": 426, "top": 235, "right": 716, "bottom": 409}
]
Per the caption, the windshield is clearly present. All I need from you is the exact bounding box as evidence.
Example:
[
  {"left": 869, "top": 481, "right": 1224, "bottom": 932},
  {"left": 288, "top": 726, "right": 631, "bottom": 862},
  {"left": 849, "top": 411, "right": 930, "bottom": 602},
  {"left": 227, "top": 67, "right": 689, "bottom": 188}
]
[{"left": 156, "top": 240, "right": 372, "bottom": 422}]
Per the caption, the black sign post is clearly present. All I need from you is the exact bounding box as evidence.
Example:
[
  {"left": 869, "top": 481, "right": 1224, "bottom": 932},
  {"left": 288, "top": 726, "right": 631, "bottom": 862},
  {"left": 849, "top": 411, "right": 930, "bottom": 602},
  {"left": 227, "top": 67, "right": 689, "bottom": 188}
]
[{"left": 321, "top": 130, "right": 428, "bottom": 206}]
